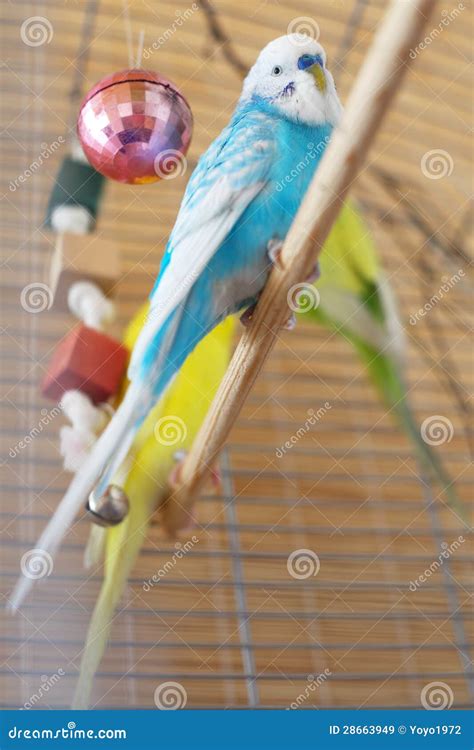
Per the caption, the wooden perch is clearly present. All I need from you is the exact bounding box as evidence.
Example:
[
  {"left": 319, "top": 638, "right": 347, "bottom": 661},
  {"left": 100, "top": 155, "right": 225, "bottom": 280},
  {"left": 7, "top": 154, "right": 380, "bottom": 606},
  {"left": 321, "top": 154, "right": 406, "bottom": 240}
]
[{"left": 162, "top": 0, "right": 436, "bottom": 535}]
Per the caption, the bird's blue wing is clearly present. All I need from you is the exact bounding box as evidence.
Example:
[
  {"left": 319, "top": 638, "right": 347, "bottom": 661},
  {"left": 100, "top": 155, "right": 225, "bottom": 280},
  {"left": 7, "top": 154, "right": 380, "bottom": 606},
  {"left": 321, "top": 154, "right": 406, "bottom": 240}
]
[{"left": 129, "top": 108, "right": 276, "bottom": 377}]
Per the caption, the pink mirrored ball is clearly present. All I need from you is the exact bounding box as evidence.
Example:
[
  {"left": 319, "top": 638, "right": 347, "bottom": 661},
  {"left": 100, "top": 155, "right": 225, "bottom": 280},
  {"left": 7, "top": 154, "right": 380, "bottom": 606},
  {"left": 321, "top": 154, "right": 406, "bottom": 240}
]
[{"left": 77, "top": 69, "right": 193, "bottom": 184}]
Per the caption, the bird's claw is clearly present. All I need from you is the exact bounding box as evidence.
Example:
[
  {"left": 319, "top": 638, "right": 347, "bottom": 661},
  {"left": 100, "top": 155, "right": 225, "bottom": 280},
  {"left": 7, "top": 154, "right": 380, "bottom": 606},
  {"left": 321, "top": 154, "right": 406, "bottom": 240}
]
[
  {"left": 267, "top": 238, "right": 284, "bottom": 268},
  {"left": 268, "top": 238, "right": 320, "bottom": 283},
  {"left": 239, "top": 303, "right": 257, "bottom": 328},
  {"left": 305, "top": 261, "right": 320, "bottom": 284},
  {"left": 169, "top": 450, "right": 222, "bottom": 494},
  {"left": 284, "top": 313, "right": 297, "bottom": 331},
  {"left": 241, "top": 239, "right": 314, "bottom": 333}
]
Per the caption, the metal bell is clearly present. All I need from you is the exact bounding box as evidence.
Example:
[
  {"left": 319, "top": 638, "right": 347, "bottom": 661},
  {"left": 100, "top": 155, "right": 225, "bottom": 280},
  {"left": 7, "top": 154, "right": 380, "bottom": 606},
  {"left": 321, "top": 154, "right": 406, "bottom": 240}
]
[{"left": 87, "top": 484, "right": 129, "bottom": 527}]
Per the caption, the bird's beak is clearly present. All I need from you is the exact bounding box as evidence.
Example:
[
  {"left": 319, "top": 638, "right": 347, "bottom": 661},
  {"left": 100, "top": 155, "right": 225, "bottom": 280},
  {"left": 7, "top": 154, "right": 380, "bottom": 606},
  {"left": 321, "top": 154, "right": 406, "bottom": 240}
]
[{"left": 308, "top": 63, "right": 327, "bottom": 94}]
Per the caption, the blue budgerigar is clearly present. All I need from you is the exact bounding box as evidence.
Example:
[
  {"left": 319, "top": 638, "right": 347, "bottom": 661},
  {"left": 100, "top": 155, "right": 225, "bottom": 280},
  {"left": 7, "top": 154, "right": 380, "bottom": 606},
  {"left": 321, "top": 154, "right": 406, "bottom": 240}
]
[{"left": 11, "top": 34, "right": 343, "bottom": 607}]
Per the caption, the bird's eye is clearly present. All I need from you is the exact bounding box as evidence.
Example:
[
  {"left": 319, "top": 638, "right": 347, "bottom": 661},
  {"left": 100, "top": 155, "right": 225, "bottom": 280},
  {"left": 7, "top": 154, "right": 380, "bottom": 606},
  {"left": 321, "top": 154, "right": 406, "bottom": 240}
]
[{"left": 271, "top": 65, "right": 283, "bottom": 76}]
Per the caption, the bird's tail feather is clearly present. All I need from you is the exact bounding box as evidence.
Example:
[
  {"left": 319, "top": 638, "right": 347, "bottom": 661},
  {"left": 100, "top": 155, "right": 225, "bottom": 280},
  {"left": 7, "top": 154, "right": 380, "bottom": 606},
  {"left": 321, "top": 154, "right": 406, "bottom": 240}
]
[
  {"left": 352, "top": 338, "right": 464, "bottom": 518},
  {"left": 8, "top": 382, "right": 146, "bottom": 612},
  {"left": 306, "top": 306, "right": 463, "bottom": 517}
]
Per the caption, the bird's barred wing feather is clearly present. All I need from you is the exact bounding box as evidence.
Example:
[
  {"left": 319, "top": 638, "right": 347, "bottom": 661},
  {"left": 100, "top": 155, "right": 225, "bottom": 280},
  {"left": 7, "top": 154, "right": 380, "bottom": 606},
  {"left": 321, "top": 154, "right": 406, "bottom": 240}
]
[{"left": 129, "top": 111, "right": 275, "bottom": 378}]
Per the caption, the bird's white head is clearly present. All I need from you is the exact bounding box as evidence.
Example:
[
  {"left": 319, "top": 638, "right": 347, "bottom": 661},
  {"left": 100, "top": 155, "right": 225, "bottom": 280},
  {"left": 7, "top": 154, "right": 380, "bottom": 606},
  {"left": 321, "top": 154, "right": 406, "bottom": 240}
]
[{"left": 241, "top": 34, "right": 342, "bottom": 127}]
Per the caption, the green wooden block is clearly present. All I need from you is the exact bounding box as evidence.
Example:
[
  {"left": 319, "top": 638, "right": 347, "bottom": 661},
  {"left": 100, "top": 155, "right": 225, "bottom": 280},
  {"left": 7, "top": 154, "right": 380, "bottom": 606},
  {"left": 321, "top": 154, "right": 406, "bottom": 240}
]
[{"left": 45, "top": 157, "right": 105, "bottom": 230}]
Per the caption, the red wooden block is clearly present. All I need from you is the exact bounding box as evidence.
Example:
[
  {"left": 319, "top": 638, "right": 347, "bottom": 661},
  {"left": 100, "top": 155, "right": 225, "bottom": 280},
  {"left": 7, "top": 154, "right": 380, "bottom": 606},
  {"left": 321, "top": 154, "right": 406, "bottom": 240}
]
[{"left": 41, "top": 324, "right": 128, "bottom": 404}]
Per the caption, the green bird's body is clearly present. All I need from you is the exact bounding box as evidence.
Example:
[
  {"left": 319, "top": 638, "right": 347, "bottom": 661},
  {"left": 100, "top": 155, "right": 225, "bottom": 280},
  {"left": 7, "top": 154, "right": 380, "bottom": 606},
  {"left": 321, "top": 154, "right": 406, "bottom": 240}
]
[{"left": 308, "top": 201, "right": 459, "bottom": 511}]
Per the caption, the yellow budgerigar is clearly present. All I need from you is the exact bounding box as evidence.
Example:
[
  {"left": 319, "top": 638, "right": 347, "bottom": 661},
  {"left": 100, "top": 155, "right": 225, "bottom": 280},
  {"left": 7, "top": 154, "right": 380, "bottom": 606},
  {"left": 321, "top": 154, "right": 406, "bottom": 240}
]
[{"left": 73, "top": 305, "right": 236, "bottom": 708}]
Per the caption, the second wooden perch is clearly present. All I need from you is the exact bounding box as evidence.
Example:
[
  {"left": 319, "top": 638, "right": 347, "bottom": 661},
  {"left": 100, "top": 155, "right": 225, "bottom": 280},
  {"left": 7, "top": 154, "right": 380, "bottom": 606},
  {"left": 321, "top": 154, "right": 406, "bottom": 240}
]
[{"left": 162, "top": 0, "right": 436, "bottom": 534}]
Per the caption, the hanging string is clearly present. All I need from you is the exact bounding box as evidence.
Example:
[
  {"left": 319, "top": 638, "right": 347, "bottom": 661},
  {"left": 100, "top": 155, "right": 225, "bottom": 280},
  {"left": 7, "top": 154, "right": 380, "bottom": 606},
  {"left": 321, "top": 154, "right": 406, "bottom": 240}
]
[
  {"left": 69, "top": 0, "right": 100, "bottom": 121},
  {"left": 122, "top": 0, "right": 135, "bottom": 69},
  {"left": 135, "top": 29, "right": 145, "bottom": 69}
]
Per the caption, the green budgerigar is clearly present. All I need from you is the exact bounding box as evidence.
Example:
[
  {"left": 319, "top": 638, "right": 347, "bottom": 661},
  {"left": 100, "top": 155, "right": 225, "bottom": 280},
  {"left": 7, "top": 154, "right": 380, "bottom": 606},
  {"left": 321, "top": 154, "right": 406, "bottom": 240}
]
[{"left": 306, "top": 201, "right": 459, "bottom": 511}]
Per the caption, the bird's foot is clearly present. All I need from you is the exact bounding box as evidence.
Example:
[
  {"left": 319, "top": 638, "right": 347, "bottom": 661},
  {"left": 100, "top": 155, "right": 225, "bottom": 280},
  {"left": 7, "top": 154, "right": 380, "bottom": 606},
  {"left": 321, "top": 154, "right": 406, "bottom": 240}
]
[
  {"left": 239, "top": 302, "right": 257, "bottom": 328},
  {"left": 170, "top": 450, "right": 222, "bottom": 494},
  {"left": 168, "top": 450, "right": 186, "bottom": 491},
  {"left": 305, "top": 261, "right": 321, "bottom": 284},
  {"left": 209, "top": 465, "right": 222, "bottom": 491},
  {"left": 241, "top": 239, "right": 316, "bottom": 333},
  {"left": 267, "top": 238, "right": 284, "bottom": 268},
  {"left": 240, "top": 301, "right": 295, "bottom": 331},
  {"left": 267, "top": 239, "right": 295, "bottom": 330},
  {"left": 284, "top": 312, "right": 297, "bottom": 330},
  {"left": 268, "top": 237, "right": 320, "bottom": 283}
]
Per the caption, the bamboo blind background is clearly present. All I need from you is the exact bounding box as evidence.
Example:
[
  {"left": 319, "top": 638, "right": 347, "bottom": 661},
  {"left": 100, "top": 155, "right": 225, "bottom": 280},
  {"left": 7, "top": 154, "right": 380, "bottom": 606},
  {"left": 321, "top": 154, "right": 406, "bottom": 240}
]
[{"left": 0, "top": 0, "right": 472, "bottom": 709}]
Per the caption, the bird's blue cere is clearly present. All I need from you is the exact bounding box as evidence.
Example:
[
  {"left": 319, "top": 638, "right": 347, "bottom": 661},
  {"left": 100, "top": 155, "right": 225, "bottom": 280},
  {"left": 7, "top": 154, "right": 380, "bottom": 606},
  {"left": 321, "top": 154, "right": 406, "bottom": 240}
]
[{"left": 297, "top": 53, "right": 323, "bottom": 70}]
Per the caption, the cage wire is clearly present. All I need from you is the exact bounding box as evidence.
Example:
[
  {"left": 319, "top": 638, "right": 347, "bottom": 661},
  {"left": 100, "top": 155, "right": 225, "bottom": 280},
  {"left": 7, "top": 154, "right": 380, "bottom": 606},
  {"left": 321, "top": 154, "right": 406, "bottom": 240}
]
[{"left": 0, "top": 0, "right": 472, "bottom": 709}]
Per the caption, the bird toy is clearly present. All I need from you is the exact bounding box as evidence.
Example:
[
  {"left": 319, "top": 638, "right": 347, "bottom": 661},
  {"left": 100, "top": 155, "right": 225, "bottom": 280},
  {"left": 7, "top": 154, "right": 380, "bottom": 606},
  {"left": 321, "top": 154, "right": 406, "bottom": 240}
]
[{"left": 77, "top": 69, "right": 193, "bottom": 184}]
